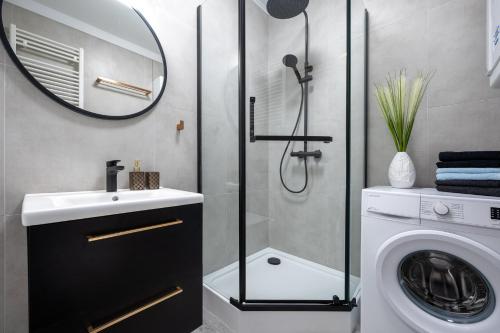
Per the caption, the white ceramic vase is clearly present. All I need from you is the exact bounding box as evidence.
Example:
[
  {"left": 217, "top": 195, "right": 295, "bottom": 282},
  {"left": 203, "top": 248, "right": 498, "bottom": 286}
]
[{"left": 388, "top": 152, "right": 416, "bottom": 188}]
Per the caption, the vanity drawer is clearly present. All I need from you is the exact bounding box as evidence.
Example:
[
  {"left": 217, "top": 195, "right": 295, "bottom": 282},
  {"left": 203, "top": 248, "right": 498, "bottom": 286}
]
[
  {"left": 33, "top": 279, "right": 201, "bottom": 333},
  {"left": 89, "top": 277, "right": 201, "bottom": 333},
  {"left": 27, "top": 203, "right": 202, "bottom": 333}
]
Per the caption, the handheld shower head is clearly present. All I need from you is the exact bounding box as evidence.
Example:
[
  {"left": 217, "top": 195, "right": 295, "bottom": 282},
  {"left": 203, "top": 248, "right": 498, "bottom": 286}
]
[
  {"left": 282, "top": 54, "right": 298, "bottom": 68},
  {"left": 283, "top": 54, "right": 304, "bottom": 84}
]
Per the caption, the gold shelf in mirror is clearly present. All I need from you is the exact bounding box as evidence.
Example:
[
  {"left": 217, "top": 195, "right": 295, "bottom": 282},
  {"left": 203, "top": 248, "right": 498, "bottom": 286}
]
[{"left": 95, "top": 76, "right": 152, "bottom": 97}]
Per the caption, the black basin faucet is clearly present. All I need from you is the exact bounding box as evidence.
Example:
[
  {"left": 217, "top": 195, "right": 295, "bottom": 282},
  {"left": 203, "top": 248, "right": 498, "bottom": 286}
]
[{"left": 106, "top": 160, "right": 125, "bottom": 192}]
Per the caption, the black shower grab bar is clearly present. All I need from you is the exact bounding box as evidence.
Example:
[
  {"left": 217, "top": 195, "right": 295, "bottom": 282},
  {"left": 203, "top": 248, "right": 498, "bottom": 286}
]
[
  {"left": 250, "top": 97, "right": 256, "bottom": 142},
  {"left": 254, "top": 135, "right": 332, "bottom": 143},
  {"left": 249, "top": 96, "right": 333, "bottom": 144}
]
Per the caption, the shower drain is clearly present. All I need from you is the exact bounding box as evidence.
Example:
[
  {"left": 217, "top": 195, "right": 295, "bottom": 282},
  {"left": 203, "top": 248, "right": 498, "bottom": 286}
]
[{"left": 267, "top": 257, "right": 281, "bottom": 265}]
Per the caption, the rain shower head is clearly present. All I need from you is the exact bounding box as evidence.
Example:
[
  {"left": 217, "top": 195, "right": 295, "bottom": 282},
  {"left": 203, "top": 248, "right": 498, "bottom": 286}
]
[{"left": 253, "top": 0, "right": 309, "bottom": 19}]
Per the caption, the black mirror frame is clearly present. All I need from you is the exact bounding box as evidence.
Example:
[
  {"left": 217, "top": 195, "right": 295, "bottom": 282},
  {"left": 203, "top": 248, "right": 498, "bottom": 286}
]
[{"left": 0, "top": 0, "right": 167, "bottom": 120}]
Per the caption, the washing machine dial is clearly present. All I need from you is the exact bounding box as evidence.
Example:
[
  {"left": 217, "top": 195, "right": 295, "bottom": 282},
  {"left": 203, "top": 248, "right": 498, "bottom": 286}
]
[{"left": 433, "top": 201, "right": 450, "bottom": 216}]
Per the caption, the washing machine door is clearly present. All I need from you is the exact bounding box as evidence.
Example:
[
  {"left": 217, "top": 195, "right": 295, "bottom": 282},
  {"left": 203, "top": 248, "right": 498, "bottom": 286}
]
[{"left": 376, "top": 230, "right": 500, "bottom": 333}]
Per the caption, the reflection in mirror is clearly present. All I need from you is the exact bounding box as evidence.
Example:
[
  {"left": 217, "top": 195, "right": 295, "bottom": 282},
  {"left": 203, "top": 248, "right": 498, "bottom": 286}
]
[{"left": 1, "top": 0, "right": 166, "bottom": 118}]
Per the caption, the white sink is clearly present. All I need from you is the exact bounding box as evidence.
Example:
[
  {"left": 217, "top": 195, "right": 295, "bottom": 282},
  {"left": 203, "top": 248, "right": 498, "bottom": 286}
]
[{"left": 22, "top": 188, "right": 204, "bottom": 226}]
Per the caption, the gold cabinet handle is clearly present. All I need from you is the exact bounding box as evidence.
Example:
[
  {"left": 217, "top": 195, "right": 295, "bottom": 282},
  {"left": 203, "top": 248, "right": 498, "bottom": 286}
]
[
  {"left": 87, "top": 219, "right": 183, "bottom": 242},
  {"left": 87, "top": 287, "right": 183, "bottom": 333}
]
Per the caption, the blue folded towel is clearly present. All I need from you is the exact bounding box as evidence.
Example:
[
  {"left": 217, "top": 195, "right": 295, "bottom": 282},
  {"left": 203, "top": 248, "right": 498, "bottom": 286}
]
[
  {"left": 436, "top": 168, "right": 500, "bottom": 174},
  {"left": 436, "top": 173, "right": 500, "bottom": 181}
]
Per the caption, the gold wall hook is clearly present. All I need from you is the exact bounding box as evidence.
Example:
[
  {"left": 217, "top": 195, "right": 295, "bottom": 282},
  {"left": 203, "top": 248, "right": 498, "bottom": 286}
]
[{"left": 176, "top": 120, "right": 185, "bottom": 131}]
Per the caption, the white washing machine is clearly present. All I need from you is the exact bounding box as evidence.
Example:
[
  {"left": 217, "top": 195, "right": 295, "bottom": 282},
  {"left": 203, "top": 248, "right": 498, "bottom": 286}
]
[{"left": 361, "top": 187, "right": 500, "bottom": 333}]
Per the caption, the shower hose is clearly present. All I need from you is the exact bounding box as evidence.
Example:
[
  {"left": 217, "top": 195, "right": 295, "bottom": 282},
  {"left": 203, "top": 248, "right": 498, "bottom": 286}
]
[{"left": 279, "top": 83, "right": 308, "bottom": 194}]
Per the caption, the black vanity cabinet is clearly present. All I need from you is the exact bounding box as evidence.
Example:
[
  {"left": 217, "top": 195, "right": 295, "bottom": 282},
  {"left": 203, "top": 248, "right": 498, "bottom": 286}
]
[{"left": 27, "top": 204, "right": 202, "bottom": 333}]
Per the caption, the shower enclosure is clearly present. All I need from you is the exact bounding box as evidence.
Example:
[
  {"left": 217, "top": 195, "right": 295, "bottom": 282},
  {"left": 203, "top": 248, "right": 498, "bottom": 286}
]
[{"left": 198, "top": 0, "right": 367, "bottom": 313}]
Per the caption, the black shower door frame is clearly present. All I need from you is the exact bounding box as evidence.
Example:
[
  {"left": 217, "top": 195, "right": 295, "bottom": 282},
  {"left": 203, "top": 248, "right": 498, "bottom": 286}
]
[{"left": 197, "top": 0, "right": 362, "bottom": 312}]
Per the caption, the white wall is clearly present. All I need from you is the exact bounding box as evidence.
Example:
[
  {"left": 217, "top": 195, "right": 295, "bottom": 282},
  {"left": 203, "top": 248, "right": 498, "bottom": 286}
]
[{"left": 0, "top": 0, "right": 202, "bottom": 331}]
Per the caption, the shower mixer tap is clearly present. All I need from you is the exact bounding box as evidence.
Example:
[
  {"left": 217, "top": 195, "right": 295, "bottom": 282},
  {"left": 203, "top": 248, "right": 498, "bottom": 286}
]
[{"left": 291, "top": 150, "right": 322, "bottom": 159}]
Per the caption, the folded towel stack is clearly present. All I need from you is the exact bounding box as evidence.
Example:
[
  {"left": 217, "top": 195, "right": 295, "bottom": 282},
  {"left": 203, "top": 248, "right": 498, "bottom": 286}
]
[{"left": 435, "top": 151, "right": 500, "bottom": 197}]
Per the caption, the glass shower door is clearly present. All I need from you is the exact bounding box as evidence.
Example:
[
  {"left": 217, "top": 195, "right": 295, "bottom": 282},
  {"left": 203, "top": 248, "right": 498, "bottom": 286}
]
[
  {"left": 243, "top": 0, "right": 359, "bottom": 305},
  {"left": 349, "top": 0, "right": 367, "bottom": 301},
  {"left": 200, "top": 0, "right": 366, "bottom": 310},
  {"left": 199, "top": 0, "right": 240, "bottom": 301}
]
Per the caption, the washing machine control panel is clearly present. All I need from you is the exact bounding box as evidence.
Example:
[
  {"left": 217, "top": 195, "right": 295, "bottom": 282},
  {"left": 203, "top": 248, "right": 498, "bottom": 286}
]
[
  {"left": 491, "top": 207, "right": 500, "bottom": 220},
  {"left": 421, "top": 200, "right": 464, "bottom": 220},
  {"left": 432, "top": 201, "right": 450, "bottom": 215},
  {"left": 421, "top": 194, "right": 500, "bottom": 228}
]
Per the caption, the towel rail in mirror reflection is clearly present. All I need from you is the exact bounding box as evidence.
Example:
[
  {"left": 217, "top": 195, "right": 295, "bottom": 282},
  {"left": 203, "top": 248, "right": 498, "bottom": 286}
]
[{"left": 9, "top": 24, "right": 84, "bottom": 107}]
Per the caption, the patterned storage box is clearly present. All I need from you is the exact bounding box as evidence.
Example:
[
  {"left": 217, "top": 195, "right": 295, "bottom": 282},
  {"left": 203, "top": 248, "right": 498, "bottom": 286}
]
[
  {"left": 129, "top": 172, "right": 146, "bottom": 191},
  {"left": 147, "top": 172, "right": 160, "bottom": 189}
]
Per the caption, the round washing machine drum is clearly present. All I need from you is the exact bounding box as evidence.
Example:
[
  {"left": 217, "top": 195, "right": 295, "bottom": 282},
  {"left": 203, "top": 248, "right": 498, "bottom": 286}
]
[
  {"left": 376, "top": 230, "right": 500, "bottom": 333},
  {"left": 399, "top": 250, "right": 494, "bottom": 323}
]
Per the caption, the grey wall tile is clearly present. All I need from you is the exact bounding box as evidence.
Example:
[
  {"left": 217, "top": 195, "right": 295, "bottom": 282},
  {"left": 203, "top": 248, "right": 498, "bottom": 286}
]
[
  {"left": 366, "top": 0, "right": 500, "bottom": 188},
  {"left": 428, "top": 0, "right": 500, "bottom": 107},
  {"left": 428, "top": 98, "right": 500, "bottom": 168},
  {"left": 368, "top": 9, "right": 429, "bottom": 82},
  {"left": 364, "top": 0, "right": 452, "bottom": 29},
  {"left": 135, "top": 1, "right": 198, "bottom": 113},
  {"left": 203, "top": 193, "right": 238, "bottom": 275},
  {"left": 246, "top": 218, "right": 269, "bottom": 256},
  {"left": 364, "top": 0, "right": 426, "bottom": 28},
  {"left": 154, "top": 103, "right": 197, "bottom": 192},
  {"left": 261, "top": 0, "right": 351, "bottom": 271},
  {"left": 4, "top": 215, "right": 28, "bottom": 333},
  {"left": 4, "top": 66, "right": 158, "bottom": 214},
  {"left": 367, "top": 6, "right": 429, "bottom": 187}
]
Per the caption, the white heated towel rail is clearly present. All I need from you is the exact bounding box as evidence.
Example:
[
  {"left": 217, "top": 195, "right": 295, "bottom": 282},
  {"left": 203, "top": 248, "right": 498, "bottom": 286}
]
[{"left": 9, "top": 24, "right": 84, "bottom": 107}]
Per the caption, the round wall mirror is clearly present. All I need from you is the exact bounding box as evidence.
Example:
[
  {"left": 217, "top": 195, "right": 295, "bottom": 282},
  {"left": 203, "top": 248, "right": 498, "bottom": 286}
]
[{"left": 0, "top": 0, "right": 167, "bottom": 119}]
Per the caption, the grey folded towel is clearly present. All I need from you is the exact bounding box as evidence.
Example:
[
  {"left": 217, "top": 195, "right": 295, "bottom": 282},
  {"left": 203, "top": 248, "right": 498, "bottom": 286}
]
[
  {"left": 439, "top": 151, "right": 500, "bottom": 162},
  {"left": 436, "top": 186, "right": 500, "bottom": 197}
]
